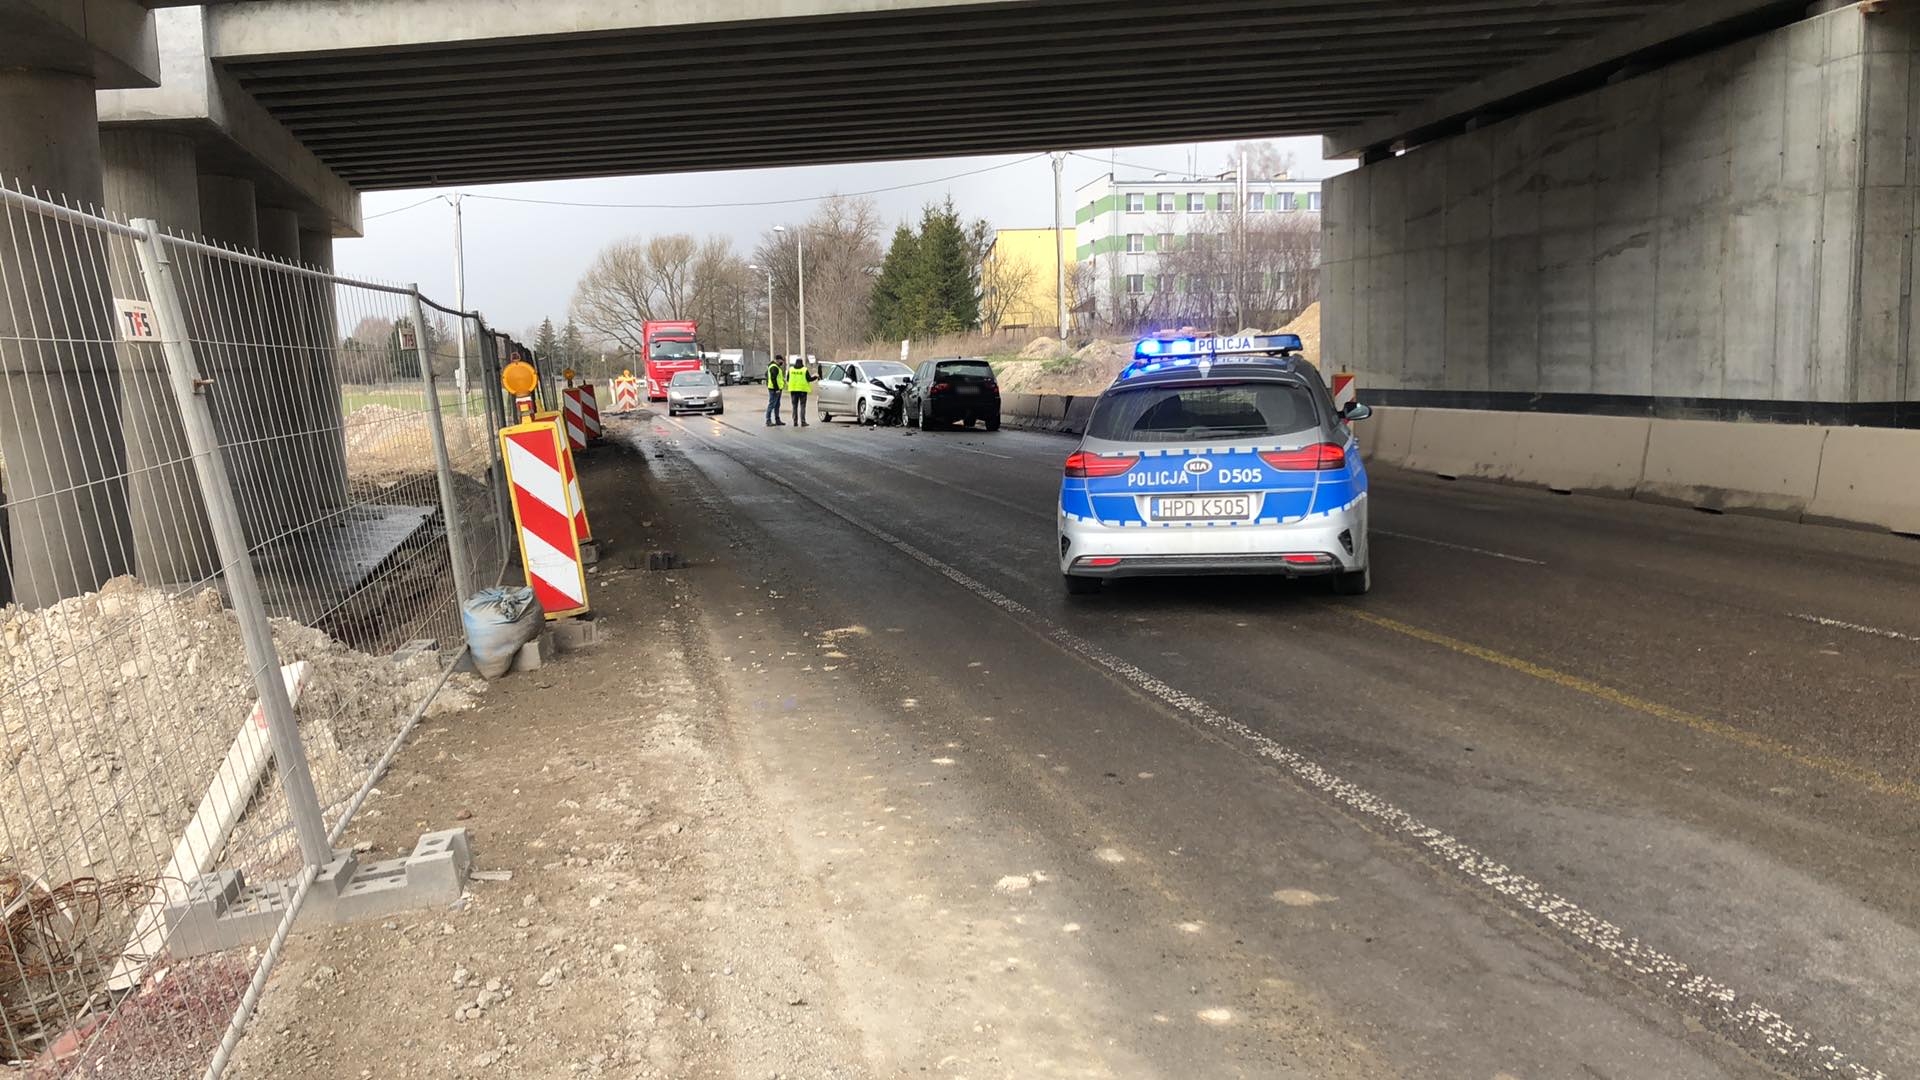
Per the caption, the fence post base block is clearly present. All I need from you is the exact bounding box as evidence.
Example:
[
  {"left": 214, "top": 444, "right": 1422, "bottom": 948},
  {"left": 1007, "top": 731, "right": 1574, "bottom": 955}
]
[{"left": 161, "top": 829, "right": 474, "bottom": 956}]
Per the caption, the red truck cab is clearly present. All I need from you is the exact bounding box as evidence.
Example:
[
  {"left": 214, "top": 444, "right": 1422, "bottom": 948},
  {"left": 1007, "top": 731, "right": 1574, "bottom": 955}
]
[{"left": 642, "top": 320, "right": 703, "bottom": 401}]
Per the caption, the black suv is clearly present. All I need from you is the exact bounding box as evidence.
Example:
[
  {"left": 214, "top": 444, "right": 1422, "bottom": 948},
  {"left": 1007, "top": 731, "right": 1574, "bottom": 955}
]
[{"left": 905, "top": 357, "right": 1001, "bottom": 431}]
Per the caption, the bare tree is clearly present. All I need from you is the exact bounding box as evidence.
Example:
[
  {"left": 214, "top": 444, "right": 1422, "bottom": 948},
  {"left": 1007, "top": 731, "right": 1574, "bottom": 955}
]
[
  {"left": 754, "top": 194, "right": 883, "bottom": 359},
  {"left": 1228, "top": 140, "right": 1297, "bottom": 181},
  {"left": 979, "top": 251, "right": 1042, "bottom": 333},
  {"left": 646, "top": 234, "right": 698, "bottom": 317},
  {"left": 569, "top": 239, "right": 655, "bottom": 354}
]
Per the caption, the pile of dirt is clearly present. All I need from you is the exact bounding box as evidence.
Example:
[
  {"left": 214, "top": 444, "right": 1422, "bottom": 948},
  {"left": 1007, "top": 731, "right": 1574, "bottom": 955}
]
[
  {"left": 1017, "top": 336, "right": 1072, "bottom": 360},
  {"left": 995, "top": 338, "right": 1138, "bottom": 397},
  {"left": 0, "top": 577, "right": 478, "bottom": 884},
  {"left": 1276, "top": 301, "right": 1322, "bottom": 363}
]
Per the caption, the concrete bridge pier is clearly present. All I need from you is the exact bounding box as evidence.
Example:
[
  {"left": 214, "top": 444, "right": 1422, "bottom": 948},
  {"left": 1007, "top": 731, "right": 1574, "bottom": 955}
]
[
  {"left": 102, "top": 127, "right": 220, "bottom": 587},
  {"left": 0, "top": 68, "right": 134, "bottom": 607}
]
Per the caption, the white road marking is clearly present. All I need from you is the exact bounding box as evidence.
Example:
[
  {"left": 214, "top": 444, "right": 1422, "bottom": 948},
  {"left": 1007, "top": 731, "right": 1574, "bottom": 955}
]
[
  {"left": 1787, "top": 612, "right": 1920, "bottom": 644},
  {"left": 1375, "top": 529, "right": 1546, "bottom": 566},
  {"left": 662, "top": 427, "right": 1888, "bottom": 1080}
]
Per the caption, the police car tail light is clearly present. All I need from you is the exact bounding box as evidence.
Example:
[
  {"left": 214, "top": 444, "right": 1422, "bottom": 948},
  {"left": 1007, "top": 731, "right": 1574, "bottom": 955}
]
[
  {"left": 1259, "top": 443, "right": 1347, "bottom": 470},
  {"left": 930, "top": 381, "right": 953, "bottom": 395},
  {"left": 1064, "top": 451, "right": 1139, "bottom": 478}
]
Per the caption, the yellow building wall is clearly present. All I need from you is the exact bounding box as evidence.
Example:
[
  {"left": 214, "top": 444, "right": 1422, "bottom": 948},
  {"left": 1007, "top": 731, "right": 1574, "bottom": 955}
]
[{"left": 984, "top": 228, "right": 1075, "bottom": 332}]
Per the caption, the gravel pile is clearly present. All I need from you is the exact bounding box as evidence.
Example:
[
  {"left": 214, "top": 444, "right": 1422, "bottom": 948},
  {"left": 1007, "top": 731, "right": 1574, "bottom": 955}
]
[{"left": 0, "top": 577, "right": 477, "bottom": 884}]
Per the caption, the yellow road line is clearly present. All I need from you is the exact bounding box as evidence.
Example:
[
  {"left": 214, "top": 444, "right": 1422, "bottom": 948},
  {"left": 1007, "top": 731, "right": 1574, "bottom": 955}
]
[{"left": 1342, "top": 608, "right": 1920, "bottom": 804}]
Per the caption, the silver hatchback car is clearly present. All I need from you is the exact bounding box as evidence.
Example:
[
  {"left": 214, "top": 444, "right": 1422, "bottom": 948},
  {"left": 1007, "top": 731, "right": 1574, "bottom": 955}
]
[{"left": 1056, "top": 334, "right": 1372, "bottom": 596}]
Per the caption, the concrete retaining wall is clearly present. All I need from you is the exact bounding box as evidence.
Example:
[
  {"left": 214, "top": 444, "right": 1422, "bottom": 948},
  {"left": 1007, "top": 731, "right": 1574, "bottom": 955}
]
[
  {"left": 1002, "top": 395, "right": 1918, "bottom": 535},
  {"left": 1320, "top": 4, "right": 1918, "bottom": 414},
  {"left": 1364, "top": 407, "right": 1916, "bottom": 534}
]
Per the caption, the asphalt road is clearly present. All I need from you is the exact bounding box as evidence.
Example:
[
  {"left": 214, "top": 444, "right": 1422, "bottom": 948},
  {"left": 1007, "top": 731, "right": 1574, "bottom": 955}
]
[{"left": 629, "top": 390, "right": 1919, "bottom": 1079}]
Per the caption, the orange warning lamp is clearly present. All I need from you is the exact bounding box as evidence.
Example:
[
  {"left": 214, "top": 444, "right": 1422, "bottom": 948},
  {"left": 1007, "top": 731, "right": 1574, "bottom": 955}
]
[{"left": 501, "top": 360, "right": 538, "bottom": 398}]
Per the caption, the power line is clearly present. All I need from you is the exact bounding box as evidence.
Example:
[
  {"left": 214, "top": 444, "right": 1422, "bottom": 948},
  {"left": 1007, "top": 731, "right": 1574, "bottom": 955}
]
[
  {"left": 363, "top": 194, "right": 444, "bottom": 220},
  {"left": 1068, "top": 151, "right": 1215, "bottom": 180}
]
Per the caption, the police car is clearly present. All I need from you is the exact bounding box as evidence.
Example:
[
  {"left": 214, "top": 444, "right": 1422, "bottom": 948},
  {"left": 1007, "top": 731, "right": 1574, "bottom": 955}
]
[{"left": 1057, "top": 333, "right": 1373, "bottom": 596}]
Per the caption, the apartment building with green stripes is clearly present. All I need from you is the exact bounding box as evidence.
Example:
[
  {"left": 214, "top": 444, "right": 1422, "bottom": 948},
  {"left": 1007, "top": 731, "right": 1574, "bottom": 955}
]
[{"left": 1074, "top": 170, "right": 1322, "bottom": 326}]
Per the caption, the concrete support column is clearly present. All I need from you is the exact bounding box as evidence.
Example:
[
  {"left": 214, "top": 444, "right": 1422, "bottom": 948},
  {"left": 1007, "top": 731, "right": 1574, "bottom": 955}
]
[
  {"left": 256, "top": 207, "right": 301, "bottom": 260},
  {"left": 194, "top": 174, "right": 285, "bottom": 549},
  {"left": 256, "top": 206, "right": 331, "bottom": 542},
  {"left": 0, "top": 69, "right": 133, "bottom": 607},
  {"left": 102, "top": 128, "right": 220, "bottom": 587},
  {"left": 298, "top": 229, "right": 349, "bottom": 516}
]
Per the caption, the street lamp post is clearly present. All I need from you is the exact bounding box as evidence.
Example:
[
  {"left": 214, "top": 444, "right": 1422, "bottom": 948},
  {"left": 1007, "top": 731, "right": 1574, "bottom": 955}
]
[
  {"left": 747, "top": 262, "right": 774, "bottom": 369},
  {"left": 443, "top": 192, "right": 469, "bottom": 415},
  {"left": 774, "top": 224, "right": 805, "bottom": 364}
]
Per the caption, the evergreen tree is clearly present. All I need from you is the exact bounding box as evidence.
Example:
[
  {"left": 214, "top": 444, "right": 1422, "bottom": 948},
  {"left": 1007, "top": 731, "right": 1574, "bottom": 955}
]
[
  {"left": 914, "top": 198, "right": 979, "bottom": 334},
  {"left": 533, "top": 317, "right": 559, "bottom": 365},
  {"left": 869, "top": 224, "right": 921, "bottom": 340},
  {"left": 561, "top": 318, "right": 585, "bottom": 368}
]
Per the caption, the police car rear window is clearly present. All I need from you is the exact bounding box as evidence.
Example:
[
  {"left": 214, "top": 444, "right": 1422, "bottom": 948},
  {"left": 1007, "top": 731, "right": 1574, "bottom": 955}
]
[{"left": 1087, "top": 382, "right": 1320, "bottom": 442}]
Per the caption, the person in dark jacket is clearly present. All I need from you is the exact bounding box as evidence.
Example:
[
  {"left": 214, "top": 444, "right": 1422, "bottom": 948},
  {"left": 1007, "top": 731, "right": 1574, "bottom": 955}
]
[{"left": 764, "top": 355, "right": 786, "bottom": 426}]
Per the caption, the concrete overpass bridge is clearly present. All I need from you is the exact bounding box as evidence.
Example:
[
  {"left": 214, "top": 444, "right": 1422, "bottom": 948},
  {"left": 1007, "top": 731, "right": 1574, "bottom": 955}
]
[{"left": 2, "top": 0, "right": 1916, "bottom": 606}]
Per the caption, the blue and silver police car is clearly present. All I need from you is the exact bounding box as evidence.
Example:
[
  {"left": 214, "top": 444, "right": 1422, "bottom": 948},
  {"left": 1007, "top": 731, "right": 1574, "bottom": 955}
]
[{"left": 1057, "top": 333, "right": 1373, "bottom": 596}]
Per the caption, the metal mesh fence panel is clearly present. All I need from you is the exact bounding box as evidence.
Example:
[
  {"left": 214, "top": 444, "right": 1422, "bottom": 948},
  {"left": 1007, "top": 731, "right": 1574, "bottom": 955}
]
[{"left": 0, "top": 178, "right": 504, "bottom": 1079}]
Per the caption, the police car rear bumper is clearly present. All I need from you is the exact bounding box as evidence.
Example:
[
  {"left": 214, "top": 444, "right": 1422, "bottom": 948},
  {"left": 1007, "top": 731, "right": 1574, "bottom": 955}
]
[{"left": 1058, "top": 505, "right": 1366, "bottom": 578}]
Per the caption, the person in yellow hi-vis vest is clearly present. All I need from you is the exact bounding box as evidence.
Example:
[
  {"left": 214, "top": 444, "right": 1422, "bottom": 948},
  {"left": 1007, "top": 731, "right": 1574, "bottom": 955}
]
[
  {"left": 787, "top": 356, "right": 812, "bottom": 427},
  {"left": 764, "top": 354, "right": 786, "bottom": 427}
]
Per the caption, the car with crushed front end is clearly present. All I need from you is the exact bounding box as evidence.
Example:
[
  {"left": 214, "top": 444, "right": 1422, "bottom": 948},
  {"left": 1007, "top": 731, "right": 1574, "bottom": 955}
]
[{"left": 1057, "top": 333, "right": 1373, "bottom": 596}]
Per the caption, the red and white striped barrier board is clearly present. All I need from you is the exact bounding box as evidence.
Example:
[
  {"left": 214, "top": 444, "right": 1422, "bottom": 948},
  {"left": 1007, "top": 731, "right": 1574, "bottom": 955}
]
[
  {"left": 561, "top": 430, "right": 592, "bottom": 543},
  {"left": 498, "top": 419, "right": 589, "bottom": 619},
  {"left": 560, "top": 387, "right": 589, "bottom": 452},
  {"left": 1331, "top": 372, "right": 1357, "bottom": 412},
  {"left": 612, "top": 375, "right": 641, "bottom": 413},
  {"left": 532, "top": 408, "right": 592, "bottom": 543},
  {"left": 580, "top": 383, "right": 602, "bottom": 441}
]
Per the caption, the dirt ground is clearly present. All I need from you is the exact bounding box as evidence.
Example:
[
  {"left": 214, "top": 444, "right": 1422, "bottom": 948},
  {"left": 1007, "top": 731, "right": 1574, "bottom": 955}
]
[
  {"left": 226, "top": 444, "right": 874, "bottom": 1080},
  {"left": 225, "top": 416, "right": 1383, "bottom": 1080}
]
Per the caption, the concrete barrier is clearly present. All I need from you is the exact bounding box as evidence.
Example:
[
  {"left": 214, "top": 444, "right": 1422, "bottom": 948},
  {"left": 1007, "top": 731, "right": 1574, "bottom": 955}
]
[
  {"left": 1001, "top": 392, "right": 1067, "bottom": 433},
  {"left": 1060, "top": 396, "right": 1095, "bottom": 435},
  {"left": 1638, "top": 419, "right": 1827, "bottom": 518},
  {"left": 1004, "top": 393, "right": 1044, "bottom": 420},
  {"left": 1807, "top": 426, "right": 1920, "bottom": 535},
  {"left": 1360, "top": 406, "right": 1415, "bottom": 465},
  {"left": 1505, "top": 413, "right": 1651, "bottom": 496},
  {"left": 1403, "top": 408, "right": 1519, "bottom": 480}
]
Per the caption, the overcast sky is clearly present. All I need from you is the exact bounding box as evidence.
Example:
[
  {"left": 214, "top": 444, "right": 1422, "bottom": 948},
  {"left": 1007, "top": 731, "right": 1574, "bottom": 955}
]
[{"left": 336, "top": 136, "right": 1351, "bottom": 339}]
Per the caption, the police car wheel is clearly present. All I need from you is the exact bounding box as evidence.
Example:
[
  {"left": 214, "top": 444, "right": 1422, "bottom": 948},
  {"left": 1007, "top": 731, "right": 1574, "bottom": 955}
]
[
  {"left": 1334, "top": 565, "right": 1371, "bottom": 596},
  {"left": 821, "top": 411, "right": 833, "bottom": 423},
  {"left": 1064, "top": 574, "right": 1102, "bottom": 596}
]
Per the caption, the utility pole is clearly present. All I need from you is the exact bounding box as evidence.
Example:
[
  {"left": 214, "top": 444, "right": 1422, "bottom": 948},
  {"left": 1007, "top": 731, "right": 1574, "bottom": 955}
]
[
  {"left": 447, "top": 193, "right": 469, "bottom": 416},
  {"left": 1052, "top": 152, "right": 1069, "bottom": 337},
  {"left": 1236, "top": 150, "right": 1248, "bottom": 330},
  {"left": 749, "top": 263, "right": 774, "bottom": 365},
  {"left": 775, "top": 224, "right": 806, "bottom": 364}
]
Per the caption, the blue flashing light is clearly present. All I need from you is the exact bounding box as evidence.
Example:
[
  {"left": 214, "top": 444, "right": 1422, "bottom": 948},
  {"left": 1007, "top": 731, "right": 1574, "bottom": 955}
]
[
  {"left": 1136, "top": 338, "right": 1162, "bottom": 357},
  {"left": 1168, "top": 338, "right": 1195, "bottom": 355}
]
